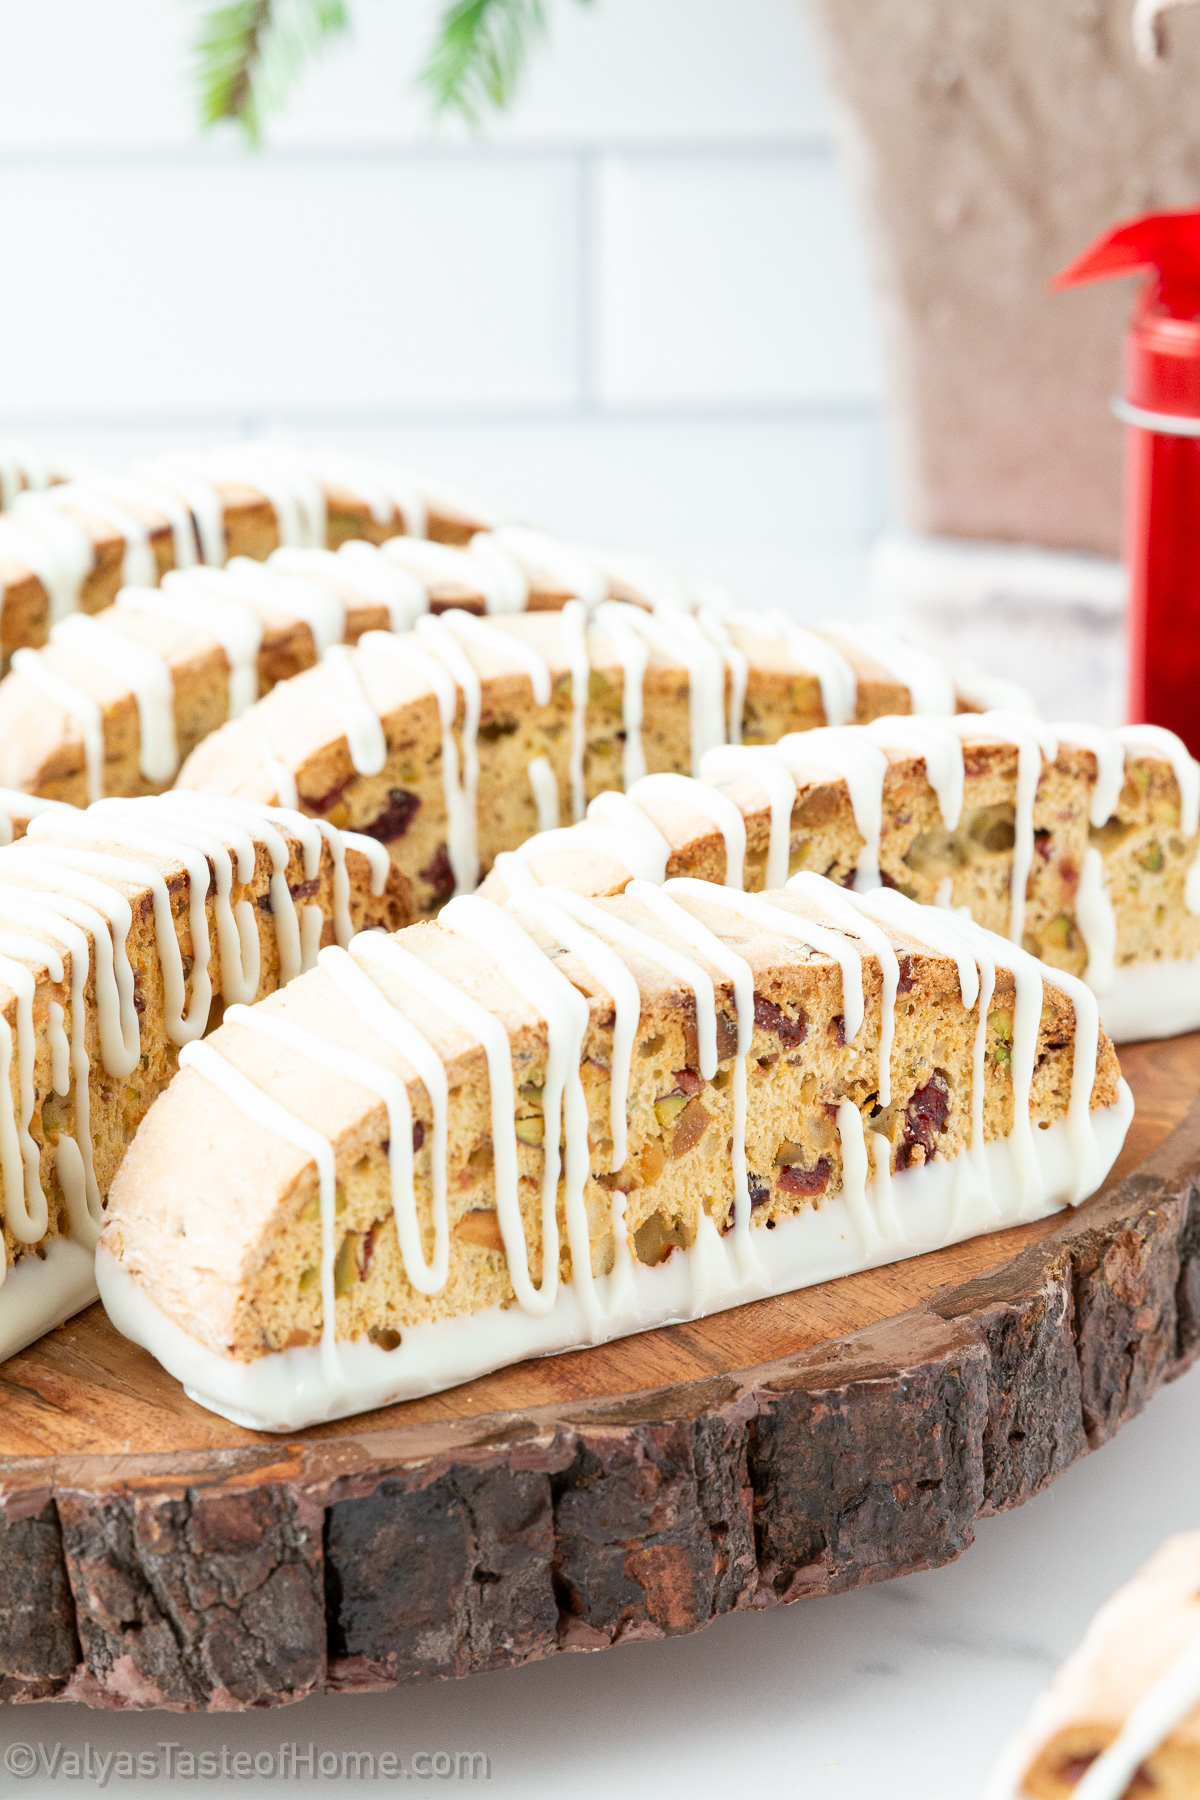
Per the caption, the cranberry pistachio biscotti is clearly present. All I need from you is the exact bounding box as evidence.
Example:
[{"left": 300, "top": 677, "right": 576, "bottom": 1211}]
[
  {"left": 479, "top": 716, "right": 1200, "bottom": 1044},
  {"left": 0, "top": 795, "right": 410, "bottom": 1361},
  {"left": 172, "top": 602, "right": 1012, "bottom": 915},
  {"left": 986, "top": 1534, "right": 1200, "bottom": 1799},
  {"left": 98, "top": 873, "right": 1129, "bottom": 1432}
]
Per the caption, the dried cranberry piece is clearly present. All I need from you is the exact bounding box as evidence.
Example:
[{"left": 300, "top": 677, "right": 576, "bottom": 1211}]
[
  {"left": 300, "top": 773, "right": 353, "bottom": 816},
  {"left": 754, "top": 993, "right": 807, "bottom": 1048},
  {"left": 777, "top": 1158, "right": 831, "bottom": 1197},
  {"left": 362, "top": 787, "right": 421, "bottom": 845},
  {"left": 419, "top": 845, "right": 455, "bottom": 902},
  {"left": 896, "top": 955, "right": 915, "bottom": 993},
  {"left": 671, "top": 1068, "right": 704, "bottom": 1096},
  {"left": 897, "top": 1074, "right": 950, "bottom": 1169},
  {"left": 358, "top": 1224, "right": 380, "bottom": 1281}
]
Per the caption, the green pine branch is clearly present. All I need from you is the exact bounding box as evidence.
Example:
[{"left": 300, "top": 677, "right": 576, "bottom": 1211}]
[
  {"left": 194, "top": 0, "right": 350, "bottom": 144},
  {"left": 421, "top": 0, "right": 593, "bottom": 124},
  {"left": 193, "top": 0, "right": 594, "bottom": 142}
]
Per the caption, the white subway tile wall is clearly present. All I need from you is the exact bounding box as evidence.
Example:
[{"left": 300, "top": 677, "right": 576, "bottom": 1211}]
[{"left": 0, "top": 0, "right": 887, "bottom": 615}]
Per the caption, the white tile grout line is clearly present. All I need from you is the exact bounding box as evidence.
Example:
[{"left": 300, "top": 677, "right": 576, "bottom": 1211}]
[
  {"left": 0, "top": 134, "right": 836, "bottom": 170},
  {"left": 575, "top": 147, "right": 603, "bottom": 415},
  {"left": 0, "top": 400, "right": 885, "bottom": 431}
]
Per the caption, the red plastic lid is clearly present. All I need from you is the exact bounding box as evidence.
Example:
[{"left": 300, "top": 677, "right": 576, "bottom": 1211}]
[{"left": 1053, "top": 209, "right": 1200, "bottom": 418}]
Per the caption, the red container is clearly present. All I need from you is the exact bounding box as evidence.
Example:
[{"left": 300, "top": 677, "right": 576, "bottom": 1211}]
[{"left": 1054, "top": 210, "right": 1200, "bottom": 753}]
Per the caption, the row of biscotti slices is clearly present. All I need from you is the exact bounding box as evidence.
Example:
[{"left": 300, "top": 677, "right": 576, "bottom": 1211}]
[
  {"left": 163, "top": 596, "right": 1195, "bottom": 1037},
  {"left": 0, "top": 440, "right": 530, "bottom": 661},
  {"left": 0, "top": 525, "right": 1036, "bottom": 817},
  {"left": 0, "top": 793, "right": 412, "bottom": 1363},
  {"left": 986, "top": 1533, "right": 1200, "bottom": 1799},
  {"left": 470, "top": 717, "right": 1200, "bottom": 1046},
  {"left": 0, "top": 529, "right": 714, "bottom": 804},
  {"left": 164, "top": 604, "right": 1024, "bottom": 917},
  {"left": 97, "top": 872, "right": 1131, "bottom": 1433}
]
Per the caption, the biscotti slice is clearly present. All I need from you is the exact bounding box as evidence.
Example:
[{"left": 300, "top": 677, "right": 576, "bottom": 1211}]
[
  {"left": 0, "top": 553, "right": 433, "bottom": 806},
  {"left": 173, "top": 606, "right": 1013, "bottom": 916},
  {"left": 0, "top": 469, "right": 309, "bottom": 663},
  {"left": 98, "top": 872, "right": 1129, "bottom": 1431},
  {"left": 483, "top": 715, "right": 1200, "bottom": 1043},
  {"left": 0, "top": 794, "right": 410, "bottom": 1362},
  {"left": 986, "top": 1534, "right": 1200, "bottom": 1800}
]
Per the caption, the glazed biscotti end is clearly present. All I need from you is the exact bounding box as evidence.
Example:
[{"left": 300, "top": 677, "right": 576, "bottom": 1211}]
[
  {"left": 0, "top": 797, "right": 411, "bottom": 1362},
  {"left": 988, "top": 1533, "right": 1200, "bottom": 1800}
]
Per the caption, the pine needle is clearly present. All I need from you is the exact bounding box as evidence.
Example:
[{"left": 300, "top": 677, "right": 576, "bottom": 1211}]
[
  {"left": 193, "top": 0, "right": 594, "bottom": 140},
  {"left": 194, "top": 0, "right": 349, "bottom": 144},
  {"left": 421, "top": 0, "right": 595, "bottom": 124}
]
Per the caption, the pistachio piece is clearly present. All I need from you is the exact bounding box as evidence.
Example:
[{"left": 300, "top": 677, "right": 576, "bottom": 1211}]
[
  {"left": 515, "top": 1116, "right": 545, "bottom": 1146},
  {"left": 334, "top": 1232, "right": 360, "bottom": 1297},
  {"left": 654, "top": 1093, "right": 688, "bottom": 1128}
]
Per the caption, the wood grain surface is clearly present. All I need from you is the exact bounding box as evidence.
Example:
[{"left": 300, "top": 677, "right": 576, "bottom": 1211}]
[{"left": 1, "top": 1034, "right": 1197, "bottom": 1710}]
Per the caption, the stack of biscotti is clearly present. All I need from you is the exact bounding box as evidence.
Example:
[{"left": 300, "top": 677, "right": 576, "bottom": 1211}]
[
  {"left": 0, "top": 443, "right": 520, "bottom": 663},
  {"left": 0, "top": 531, "right": 607, "bottom": 805},
  {"left": 473, "top": 716, "right": 1200, "bottom": 1044},
  {"left": 0, "top": 534, "right": 850, "bottom": 807},
  {"left": 170, "top": 607, "right": 1005, "bottom": 915},
  {"left": 97, "top": 873, "right": 1129, "bottom": 1432},
  {"left": 986, "top": 1534, "right": 1200, "bottom": 1799},
  {"left": 0, "top": 794, "right": 411, "bottom": 1361}
]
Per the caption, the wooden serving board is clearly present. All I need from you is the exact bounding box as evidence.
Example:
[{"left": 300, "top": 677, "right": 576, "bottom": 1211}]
[{"left": 1, "top": 1035, "right": 1198, "bottom": 1711}]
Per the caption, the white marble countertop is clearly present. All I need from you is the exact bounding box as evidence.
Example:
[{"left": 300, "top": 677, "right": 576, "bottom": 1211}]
[{"left": 3, "top": 1355, "right": 1197, "bottom": 1798}]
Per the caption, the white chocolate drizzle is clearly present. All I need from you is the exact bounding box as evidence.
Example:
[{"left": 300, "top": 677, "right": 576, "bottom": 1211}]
[
  {"left": 485, "top": 527, "right": 608, "bottom": 607},
  {"left": 950, "top": 712, "right": 1059, "bottom": 945},
  {"left": 515, "top": 792, "right": 671, "bottom": 884},
  {"left": 124, "top": 577, "right": 264, "bottom": 719},
  {"left": 824, "top": 623, "right": 956, "bottom": 715},
  {"left": 593, "top": 601, "right": 649, "bottom": 789},
  {"left": 8, "top": 493, "right": 96, "bottom": 624},
  {"left": 51, "top": 612, "right": 179, "bottom": 787},
  {"left": 132, "top": 460, "right": 227, "bottom": 566},
  {"left": 276, "top": 544, "right": 427, "bottom": 633},
  {"left": 639, "top": 878, "right": 756, "bottom": 1265},
  {"left": 772, "top": 727, "right": 890, "bottom": 890},
  {"left": 699, "top": 746, "right": 798, "bottom": 890},
  {"left": 527, "top": 756, "right": 560, "bottom": 832},
  {"left": 561, "top": 599, "right": 591, "bottom": 822},
  {"left": 9, "top": 649, "right": 105, "bottom": 802},
  {"left": 357, "top": 628, "right": 476, "bottom": 897},
  {"left": 0, "top": 796, "right": 374, "bottom": 1324},
  {"left": 318, "top": 646, "right": 388, "bottom": 778},
  {"left": 220, "top": 555, "right": 345, "bottom": 655},
  {"left": 627, "top": 773, "right": 746, "bottom": 889}
]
